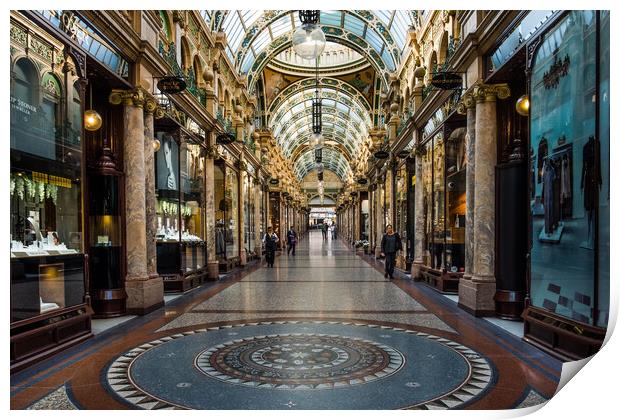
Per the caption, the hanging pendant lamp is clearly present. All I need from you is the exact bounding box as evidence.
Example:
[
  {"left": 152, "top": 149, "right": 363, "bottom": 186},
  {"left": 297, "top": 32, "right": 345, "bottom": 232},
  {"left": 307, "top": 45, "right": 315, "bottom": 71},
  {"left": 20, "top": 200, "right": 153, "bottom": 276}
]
[{"left": 84, "top": 82, "right": 102, "bottom": 131}]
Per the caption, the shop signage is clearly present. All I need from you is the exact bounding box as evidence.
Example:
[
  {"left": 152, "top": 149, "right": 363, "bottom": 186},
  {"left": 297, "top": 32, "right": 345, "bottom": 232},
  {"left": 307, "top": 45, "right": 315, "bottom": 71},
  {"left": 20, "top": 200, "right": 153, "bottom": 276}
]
[
  {"left": 216, "top": 132, "right": 236, "bottom": 144},
  {"left": 157, "top": 76, "right": 187, "bottom": 94},
  {"left": 430, "top": 71, "right": 462, "bottom": 90},
  {"left": 357, "top": 178, "right": 368, "bottom": 185},
  {"left": 269, "top": 179, "right": 279, "bottom": 185},
  {"left": 10, "top": 96, "right": 37, "bottom": 116},
  {"left": 374, "top": 150, "right": 389, "bottom": 159}
]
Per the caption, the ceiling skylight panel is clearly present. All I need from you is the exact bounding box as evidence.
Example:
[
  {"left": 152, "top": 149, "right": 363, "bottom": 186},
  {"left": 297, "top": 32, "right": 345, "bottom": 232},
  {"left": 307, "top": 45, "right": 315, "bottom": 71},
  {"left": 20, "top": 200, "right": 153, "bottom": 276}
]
[
  {"left": 375, "top": 10, "right": 393, "bottom": 27},
  {"left": 270, "top": 15, "right": 293, "bottom": 38},
  {"left": 320, "top": 11, "right": 342, "bottom": 27},
  {"left": 240, "top": 10, "right": 262, "bottom": 28},
  {"left": 343, "top": 14, "right": 365, "bottom": 37},
  {"left": 365, "top": 29, "right": 384, "bottom": 53}
]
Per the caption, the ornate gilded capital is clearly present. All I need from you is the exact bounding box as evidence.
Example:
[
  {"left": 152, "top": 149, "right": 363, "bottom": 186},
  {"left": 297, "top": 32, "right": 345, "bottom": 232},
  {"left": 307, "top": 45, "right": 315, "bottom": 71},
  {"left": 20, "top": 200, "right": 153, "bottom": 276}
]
[
  {"left": 237, "top": 158, "right": 248, "bottom": 172},
  {"left": 205, "top": 145, "right": 218, "bottom": 159},
  {"left": 472, "top": 83, "right": 511, "bottom": 103},
  {"left": 456, "top": 90, "right": 476, "bottom": 115},
  {"left": 413, "top": 142, "right": 426, "bottom": 157},
  {"left": 109, "top": 88, "right": 146, "bottom": 108},
  {"left": 144, "top": 96, "right": 158, "bottom": 115}
]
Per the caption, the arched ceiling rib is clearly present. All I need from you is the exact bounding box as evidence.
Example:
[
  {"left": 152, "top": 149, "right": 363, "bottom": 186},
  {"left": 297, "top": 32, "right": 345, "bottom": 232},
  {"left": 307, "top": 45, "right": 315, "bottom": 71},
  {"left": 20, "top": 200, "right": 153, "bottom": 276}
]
[{"left": 268, "top": 76, "right": 372, "bottom": 115}]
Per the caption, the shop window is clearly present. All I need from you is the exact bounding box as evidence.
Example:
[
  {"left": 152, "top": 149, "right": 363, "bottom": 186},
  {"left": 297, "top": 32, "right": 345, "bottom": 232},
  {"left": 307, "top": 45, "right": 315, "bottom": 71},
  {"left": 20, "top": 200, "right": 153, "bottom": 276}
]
[
  {"left": 597, "top": 10, "right": 610, "bottom": 328},
  {"left": 529, "top": 11, "right": 597, "bottom": 325},
  {"left": 214, "top": 163, "right": 239, "bottom": 259},
  {"left": 180, "top": 143, "right": 206, "bottom": 273},
  {"left": 10, "top": 60, "right": 84, "bottom": 322}
]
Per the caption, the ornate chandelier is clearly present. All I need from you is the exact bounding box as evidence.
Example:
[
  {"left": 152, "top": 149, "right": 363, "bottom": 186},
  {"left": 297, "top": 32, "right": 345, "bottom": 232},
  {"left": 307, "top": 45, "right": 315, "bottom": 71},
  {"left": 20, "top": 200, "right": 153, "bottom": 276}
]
[{"left": 292, "top": 10, "right": 326, "bottom": 61}]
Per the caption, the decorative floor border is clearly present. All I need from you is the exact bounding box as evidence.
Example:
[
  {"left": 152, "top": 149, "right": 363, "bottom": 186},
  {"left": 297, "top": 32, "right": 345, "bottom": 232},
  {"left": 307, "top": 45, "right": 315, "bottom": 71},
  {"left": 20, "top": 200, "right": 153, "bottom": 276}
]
[{"left": 106, "top": 320, "right": 493, "bottom": 410}]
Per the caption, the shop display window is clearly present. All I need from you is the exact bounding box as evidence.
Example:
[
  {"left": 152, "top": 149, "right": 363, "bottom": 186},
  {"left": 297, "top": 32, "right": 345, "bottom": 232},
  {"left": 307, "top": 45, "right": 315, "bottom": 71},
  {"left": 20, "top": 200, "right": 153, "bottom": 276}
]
[
  {"left": 529, "top": 11, "right": 600, "bottom": 326},
  {"left": 214, "top": 162, "right": 239, "bottom": 259},
  {"left": 395, "top": 166, "right": 407, "bottom": 260},
  {"left": 597, "top": 10, "right": 610, "bottom": 328},
  {"left": 180, "top": 143, "right": 206, "bottom": 273},
  {"left": 421, "top": 125, "right": 466, "bottom": 273},
  {"left": 10, "top": 58, "right": 84, "bottom": 321},
  {"left": 243, "top": 174, "right": 256, "bottom": 256},
  {"left": 445, "top": 128, "right": 467, "bottom": 272}
]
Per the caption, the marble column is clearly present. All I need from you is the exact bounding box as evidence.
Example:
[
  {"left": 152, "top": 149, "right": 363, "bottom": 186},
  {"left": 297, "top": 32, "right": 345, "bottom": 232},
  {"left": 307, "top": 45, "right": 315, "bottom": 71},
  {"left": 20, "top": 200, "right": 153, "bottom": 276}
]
[
  {"left": 253, "top": 180, "right": 262, "bottom": 255},
  {"left": 412, "top": 145, "right": 425, "bottom": 278},
  {"left": 238, "top": 161, "right": 247, "bottom": 266},
  {"left": 375, "top": 183, "right": 384, "bottom": 258},
  {"left": 458, "top": 83, "right": 510, "bottom": 316},
  {"left": 143, "top": 101, "right": 160, "bottom": 280},
  {"left": 204, "top": 137, "right": 219, "bottom": 280},
  {"left": 109, "top": 88, "right": 163, "bottom": 314},
  {"left": 456, "top": 92, "right": 477, "bottom": 279},
  {"left": 385, "top": 168, "right": 394, "bottom": 226}
]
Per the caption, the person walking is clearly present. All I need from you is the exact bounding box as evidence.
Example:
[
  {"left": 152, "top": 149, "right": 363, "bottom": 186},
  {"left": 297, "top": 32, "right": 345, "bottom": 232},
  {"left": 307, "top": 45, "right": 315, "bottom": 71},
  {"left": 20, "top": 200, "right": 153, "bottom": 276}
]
[
  {"left": 380, "top": 224, "right": 402, "bottom": 280},
  {"left": 321, "top": 223, "right": 328, "bottom": 240},
  {"left": 287, "top": 225, "right": 297, "bottom": 256},
  {"left": 263, "top": 226, "right": 278, "bottom": 268},
  {"left": 331, "top": 223, "right": 337, "bottom": 240}
]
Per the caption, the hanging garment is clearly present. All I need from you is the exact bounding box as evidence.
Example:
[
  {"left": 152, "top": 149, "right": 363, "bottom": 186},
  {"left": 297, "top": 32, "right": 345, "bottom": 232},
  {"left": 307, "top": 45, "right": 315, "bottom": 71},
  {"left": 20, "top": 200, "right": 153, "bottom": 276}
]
[
  {"left": 561, "top": 155, "right": 571, "bottom": 201},
  {"left": 537, "top": 137, "right": 548, "bottom": 184},
  {"left": 581, "top": 136, "right": 601, "bottom": 212},
  {"left": 542, "top": 161, "right": 557, "bottom": 234}
]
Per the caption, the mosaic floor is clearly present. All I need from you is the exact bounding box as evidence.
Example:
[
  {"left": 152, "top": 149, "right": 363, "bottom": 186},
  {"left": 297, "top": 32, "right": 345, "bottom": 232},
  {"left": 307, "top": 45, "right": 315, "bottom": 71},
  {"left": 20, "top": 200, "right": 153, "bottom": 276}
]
[{"left": 11, "top": 232, "right": 562, "bottom": 410}]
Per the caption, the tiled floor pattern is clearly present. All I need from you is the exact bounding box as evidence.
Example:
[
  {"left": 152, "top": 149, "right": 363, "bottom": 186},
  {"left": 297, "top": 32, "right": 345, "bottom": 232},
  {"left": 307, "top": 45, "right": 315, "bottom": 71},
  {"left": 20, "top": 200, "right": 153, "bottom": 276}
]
[{"left": 12, "top": 231, "right": 561, "bottom": 410}]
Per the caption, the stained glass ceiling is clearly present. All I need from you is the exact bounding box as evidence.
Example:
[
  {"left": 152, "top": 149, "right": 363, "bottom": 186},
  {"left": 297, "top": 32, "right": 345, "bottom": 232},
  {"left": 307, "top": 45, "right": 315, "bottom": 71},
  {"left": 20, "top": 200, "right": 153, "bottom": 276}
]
[{"left": 202, "top": 10, "right": 414, "bottom": 75}]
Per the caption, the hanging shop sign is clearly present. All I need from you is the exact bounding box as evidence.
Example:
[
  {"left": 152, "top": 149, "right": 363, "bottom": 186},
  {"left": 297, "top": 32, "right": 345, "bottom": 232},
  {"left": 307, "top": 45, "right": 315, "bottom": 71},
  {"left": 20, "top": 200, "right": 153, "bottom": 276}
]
[
  {"left": 430, "top": 71, "right": 463, "bottom": 90},
  {"left": 374, "top": 149, "right": 389, "bottom": 159},
  {"left": 269, "top": 178, "right": 280, "bottom": 186},
  {"left": 157, "top": 76, "right": 187, "bottom": 94},
  {"left": 397, "top": 149, "right": 410, "bottom": 159},
  {"left": 357, "top": 178, "right": 368, "bottom": 185}
]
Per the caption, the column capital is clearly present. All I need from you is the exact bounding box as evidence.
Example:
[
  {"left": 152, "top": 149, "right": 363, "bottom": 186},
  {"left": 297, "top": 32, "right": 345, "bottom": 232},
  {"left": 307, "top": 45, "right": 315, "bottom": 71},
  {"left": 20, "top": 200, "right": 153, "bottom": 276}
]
[
  {"left": 472, "top": 83, "right": 511, "bottom": 103},
  {"left": 456, "top": 89, "right": 476, "bottom": 114},
  {"left": 413, "top": 142, "right": 426, "bottom": 157},
  {"left": 109, "top": 87, "right": 149, "bottom": 108}
]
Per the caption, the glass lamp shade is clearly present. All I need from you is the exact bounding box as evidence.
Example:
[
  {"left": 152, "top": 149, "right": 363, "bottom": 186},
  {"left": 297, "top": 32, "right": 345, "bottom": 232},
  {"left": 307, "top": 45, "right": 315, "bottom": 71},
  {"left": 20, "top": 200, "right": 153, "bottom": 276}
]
[
  {"left": 515, "top": 94, "right": 530, "bottom": 116},
  {"left": 292, "top": 24, "right": 326, "bottom": 60},
  {"left": 84, "top": 109, "right": 103, "bottom": 131},
  {"left": 310, "top": 132, "right": 324, "bottom": 147}
]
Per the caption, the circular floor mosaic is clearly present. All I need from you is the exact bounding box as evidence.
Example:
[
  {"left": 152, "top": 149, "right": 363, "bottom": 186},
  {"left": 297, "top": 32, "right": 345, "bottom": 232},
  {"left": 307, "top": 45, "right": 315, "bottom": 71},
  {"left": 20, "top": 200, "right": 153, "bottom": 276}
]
[
  {"left": 106, "top": 321, "right": 494, "bottom": 410},
  {"left": 195, "top": 333, "right": 404, "bottom": 388}
]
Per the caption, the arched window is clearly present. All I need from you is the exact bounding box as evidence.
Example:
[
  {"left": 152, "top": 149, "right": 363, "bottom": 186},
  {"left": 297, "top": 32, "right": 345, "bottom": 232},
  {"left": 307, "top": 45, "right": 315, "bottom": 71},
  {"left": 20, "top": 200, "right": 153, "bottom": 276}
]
[
  {"left": 12, "top": 58, "right": 38, "bottom": 105},
  {"left": 159, "top": 11, "right": 172, "bottom": 43},
  {"left": 40, "top": 73, "right": 62, "bottom": 145}
]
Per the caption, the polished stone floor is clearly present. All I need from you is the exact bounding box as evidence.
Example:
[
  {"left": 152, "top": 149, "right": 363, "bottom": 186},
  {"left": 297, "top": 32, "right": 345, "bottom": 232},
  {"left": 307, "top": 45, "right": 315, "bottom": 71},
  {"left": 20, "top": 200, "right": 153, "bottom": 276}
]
[{"left": 11, "top": 231, "right": 562, "bottom": 410}]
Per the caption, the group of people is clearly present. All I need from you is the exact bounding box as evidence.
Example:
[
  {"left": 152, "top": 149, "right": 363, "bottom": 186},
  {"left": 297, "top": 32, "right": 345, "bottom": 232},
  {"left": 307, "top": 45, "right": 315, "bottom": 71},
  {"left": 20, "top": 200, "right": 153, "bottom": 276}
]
[
  {"left": 262, "top": 222, "right": 402, "bottom": 280},
  {"left": 320, "top": 223, "right": 337, "bottom": 240},
  {"left": 262, "top": 225, "right": 298, "bottom": 268}
]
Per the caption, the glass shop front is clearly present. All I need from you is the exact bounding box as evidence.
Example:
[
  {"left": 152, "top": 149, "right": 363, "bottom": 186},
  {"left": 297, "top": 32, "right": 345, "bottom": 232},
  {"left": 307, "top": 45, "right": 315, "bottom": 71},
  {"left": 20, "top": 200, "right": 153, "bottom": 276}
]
[
  {"left": 524, "top": 10, "right": 609, "bottom": 359},
  {"left": 154, "top": 129, "right": 207, "bottom": 291},
  {"left": 214, "top": 160, "right": 240, "bottom": 271},
  {"left": 418, "top": 107, "right": 467, "bottom": 293}
]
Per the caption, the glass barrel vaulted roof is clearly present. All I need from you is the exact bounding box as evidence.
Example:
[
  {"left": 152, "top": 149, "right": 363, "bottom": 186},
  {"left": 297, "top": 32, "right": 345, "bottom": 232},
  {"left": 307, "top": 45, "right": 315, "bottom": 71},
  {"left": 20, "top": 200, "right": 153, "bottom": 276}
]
[
  {"left": 294, "top": 146, "right": 352, "bottom": 180},
  {"left": 202, "top": 10, "right": 415, "bottom": 74}
]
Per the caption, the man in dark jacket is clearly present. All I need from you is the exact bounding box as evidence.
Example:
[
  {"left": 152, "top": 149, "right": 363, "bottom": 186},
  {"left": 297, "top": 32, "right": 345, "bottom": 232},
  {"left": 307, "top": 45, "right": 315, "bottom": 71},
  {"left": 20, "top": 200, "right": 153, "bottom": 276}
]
[
  {"left": 287, "top": 226, "right": 297, "bottom": 256},
  {"left": 263, "top": 226, "right": 278, "bottom": 268},
  {"left": 380, "top": 224, "right": 402, "bottom": 279}
]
